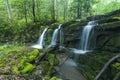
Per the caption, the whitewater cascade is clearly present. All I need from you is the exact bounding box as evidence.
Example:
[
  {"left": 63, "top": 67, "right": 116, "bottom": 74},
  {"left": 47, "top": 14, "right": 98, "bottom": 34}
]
[
  {"left": 48, "top": 24, "right": 62, "bottom": 47},
  {"left": 31, "top": 28, "right": 48, "bottom": 49},
  {"left": 71, "top": 21, "right": 96, "bottom": 54},
  {"left": 59, "top": 25, "right": 64, "bottom": 49},
  {"left": 80, "top": 21, "right": 95, "bottom": 51}
]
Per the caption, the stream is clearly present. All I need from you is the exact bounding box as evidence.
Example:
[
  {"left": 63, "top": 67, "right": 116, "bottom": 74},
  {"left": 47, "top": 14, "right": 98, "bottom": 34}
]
[{"left": 56, "top": 53, "right": 88, "bottom": 80}]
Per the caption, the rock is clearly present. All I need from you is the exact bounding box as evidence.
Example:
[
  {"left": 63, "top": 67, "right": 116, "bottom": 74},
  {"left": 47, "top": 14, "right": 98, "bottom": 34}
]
[
  {"left": 62, "top": 9, "right": 120, "bottom": 52},
  {"left": 0, "top": 75, "right": 26, "bottom": 80}
]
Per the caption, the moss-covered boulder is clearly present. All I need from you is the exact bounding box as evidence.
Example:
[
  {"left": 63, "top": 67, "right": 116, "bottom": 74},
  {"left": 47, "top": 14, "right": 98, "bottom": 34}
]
[
  {"left": 0, "top": 44, "right": 61, "bottom": 80},
  {"left": 62, "top": 10, "right": 120, "bottom": 52}
]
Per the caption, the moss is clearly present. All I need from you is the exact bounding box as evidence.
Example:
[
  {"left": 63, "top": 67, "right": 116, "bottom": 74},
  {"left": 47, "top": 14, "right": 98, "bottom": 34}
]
[
  {"left": 30, "top": 49, "right": 40, "bottom": 56},
  {"left": 47, "top": 66, "right": 56, "bottom": 75},
  {"left": 40, "top": 61, "right": 50, "bottom": 74},
  {"left": 78, "top": 52, "right": 119, "bottom": 80},
  {"left": 0, "top": 44, "right": 58, "bottom": 79},
  {"left": 47, "top": 54, "right": 55, "bottom": 66},
  {"left": 44, "top": 75, "right": 50, "bottom": 80},
  {"left": 12, "top": 66, "right": 20, "bottom": 74},
  {"left": 21, "top": 63, "right": 35, "bottom": 74},
  {"left": 28, "top": 49, "right": 41, "bottom": 62},
  {"left": 10, "top": 60, "right": 16, "bottom": 65},
  {"left": 0, "top": 62, "right": 4, "bottom": 67},
  {"left": 0, "top": 45, "right": 8, "bottom": 51},
  {"left": 112, "top": 62, "right": 120, "bottom": 70},
  {"left": 50, "top": 76, "right": 62, "bottom": 80},
  {"left": 28, "top": 55, "right": 36, "bottom": 62}
]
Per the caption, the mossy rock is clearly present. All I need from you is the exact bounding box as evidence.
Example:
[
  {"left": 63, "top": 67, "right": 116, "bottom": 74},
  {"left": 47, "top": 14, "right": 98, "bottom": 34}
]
[
  {"left": 0, "top": 45, "right": 8, "bottom": 51},
  {"left": 21, "top": 63, "right": 36, "bottom": 74},
  {"left": 40, "top": 61, "right": 50, "bottom": 74},
  {"left": 28, "top": 49, "right": 42, "bottom": 62},
  {"left": 112, "top": 62, "right": 120, "bottom": 70},
  {"left": 29, "top": 49, "right": 40, "bottom": 56},
  {"left": 12, "top": 66, "right": 20, "bottom": 74},
  {"left": 50, "top": 77, "right": 62, "bottom": 80},
  {"left": 47, "top": 53, "right": 59, "bottom": 66},
  {"left": 47, "top": 54, "right": 55, "bottom": 66}
]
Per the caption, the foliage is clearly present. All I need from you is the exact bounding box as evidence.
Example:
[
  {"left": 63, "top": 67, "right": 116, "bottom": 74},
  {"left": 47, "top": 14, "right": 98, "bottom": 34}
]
[
  {"left": 50, "top": 76, "right": 62, "bottom": 80},
  {"left": 0, "top": 45, "right": 41, "bottom": 75},
  {"left": 0, "top": 0, "right": 120, "bottom": 43},
  {"left": 112, "top": 62, "right": 120, "bottom": 70},
  {"left": 78, "top": 51, "right": 119, "bottom": 80},
  {"left": 92, "top": 0, "right": 120, "bottom": 15},
  {"left": 47, "top": 54, "right": 55, "bottom": 66},
  {"left": 0, "top": 45, "right": 8, "bottom": 51},
  {"left": 0, "top": 0, "right": 120, "bottom": 79},
  {"left": 0, "top": 44, "right": 61, "bottom": 79},
  {"left": 21, "top": 62, "right": 35, "bottom": 74}
]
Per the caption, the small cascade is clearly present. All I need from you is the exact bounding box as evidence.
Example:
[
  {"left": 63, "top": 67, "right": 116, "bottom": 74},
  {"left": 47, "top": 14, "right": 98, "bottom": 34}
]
[
  {"left": 71, "top": 21, "right": 96, "bottom": 54},
  {"left": 80, "top": 21, "right": 95, "bottom": 51},
  {"left": 31, "top": 28, "right": 48, "bottom": 49},
  {"left": 48, "top": 24, "right": 62, "bottom": 47},
  {"left": 59, "top": 25, "right": 64, "bottom": 49}
]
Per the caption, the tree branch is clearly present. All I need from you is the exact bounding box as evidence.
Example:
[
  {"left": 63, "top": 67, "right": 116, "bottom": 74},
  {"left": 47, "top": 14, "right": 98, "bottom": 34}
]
[{"left": 94, "top": 54, "right": 120, "bottom": 80}]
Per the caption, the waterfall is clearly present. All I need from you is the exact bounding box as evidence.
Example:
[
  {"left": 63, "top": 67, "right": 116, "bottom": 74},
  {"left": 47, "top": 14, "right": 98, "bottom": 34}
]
[
  {"left": 48, "top": 24, "right": 62, "bottom": 47},
  {"left": 59, "top": 25, "right": 64, "bottom": 49},
  {"left": 31, "top": 28, "right": 48, "bottom": 49},
  {"left": 80, "top": 21, "right": 95, "bottom": 51},
  {"left": 71, "top": 21, "right": 96, "bottom": 54}
]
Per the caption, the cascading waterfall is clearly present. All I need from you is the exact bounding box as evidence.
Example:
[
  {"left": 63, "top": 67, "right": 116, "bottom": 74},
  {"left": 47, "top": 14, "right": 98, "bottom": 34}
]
[
  {"left": 71, "top": 21, "right": 96, "bottom": 54},
  {"left": 80, "top": 21, "right": 95, "bottom": 51},
  {"left": 31, "top": 28, "right": 48, "bottom": 49},
  {"left": 48, "top": 24, "right": 62, "bottom": 47},
  {"left": 59, "top": 25, "right": 64, "bottom": 49}
]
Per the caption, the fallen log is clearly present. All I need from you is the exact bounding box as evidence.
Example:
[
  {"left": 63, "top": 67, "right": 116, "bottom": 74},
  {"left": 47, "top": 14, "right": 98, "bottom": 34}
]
[
  {"left": 35, "top": 45, "right": 59, "bottom": 65},
  {"left": 95, "top": 54, "right": 120, "bottom": 80}
]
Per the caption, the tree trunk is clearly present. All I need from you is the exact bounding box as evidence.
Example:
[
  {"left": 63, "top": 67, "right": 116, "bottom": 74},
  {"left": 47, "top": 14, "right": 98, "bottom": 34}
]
[
  {"left": 24, "top": 0, "right": 27, "bottom": 24},
  {"left": 95, "top": 54, "right": 120, "bottom": 80},
  {"left": 77, "top": 0, "right": 81, "bottom": 18},
  {"left": 77, "top": 3, "right": 80, "bottom": 18},
  {"left": 32, "top": 0, "right": 36, "bottom": 22},
  {"left": 6, "top": 0, "right": 12, "bottom": 22},
  {"left": 64, "top": 0, "right": 68, "bottom": 22},
  {"left": 51, "top": 0, "right": 55, "bottom": 22},
  {"left": 36, "top": 0, "right": 40, "bottom": 21},
  {"left": 56, "top": 0, "right": 58, "bottom": 20},
  {"left": 35, "top": 45, "right": 59, "bottom": 65}
]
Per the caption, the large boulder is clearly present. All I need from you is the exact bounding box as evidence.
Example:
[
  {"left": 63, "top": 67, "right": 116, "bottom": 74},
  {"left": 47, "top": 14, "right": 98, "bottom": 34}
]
[{"left": 62, "top": 9, "right": 120, "bottom": 52}]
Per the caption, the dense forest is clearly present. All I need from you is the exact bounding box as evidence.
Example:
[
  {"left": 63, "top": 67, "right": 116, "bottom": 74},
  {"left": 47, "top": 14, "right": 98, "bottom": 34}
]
[
  {"left": 0, "top": 0, "right": 120, "bottom": 80},
  {"left": 1, "top": 0, "right": 120, "bottom": 23},
  {"left": 0, "top": 0, "right": 120, "bottom": 43}
]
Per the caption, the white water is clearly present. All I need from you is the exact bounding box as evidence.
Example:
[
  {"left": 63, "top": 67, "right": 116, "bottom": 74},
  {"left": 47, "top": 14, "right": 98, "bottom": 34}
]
[
  {"left": 59, "top": 25, "right": 65, "bottom": 49},
  {"left": 31, "top": 28, "right": 48, "bottom": 49},
  {"left": 81, "top": 21, "right": 95, "bottom": 51},
  {"left": 48, "top": 24, "right": 62, "bottom": 47},
  {"left": 72, "top": 21, "right": 95, "bottom": 54}
]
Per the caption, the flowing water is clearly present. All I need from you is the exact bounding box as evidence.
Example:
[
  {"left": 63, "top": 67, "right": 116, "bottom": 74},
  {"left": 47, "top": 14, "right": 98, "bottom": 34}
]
[
  {"left": 48, "top": 24, "right": 62, "bottom": 47},
  {"left": 56, "top": 53, "right": 87, "bottom": 80},
  {"left": 71, "top": 21, "right": 96, "bottom": 54},
  {"left": 31, "top": 28, "right": 48, "bottom": 49},
  {"left": 80, "top": 21, "right": 95, "bottom": 51},
  {"left": 59, "top": 25, "right": 65, "bottom": 49}
]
